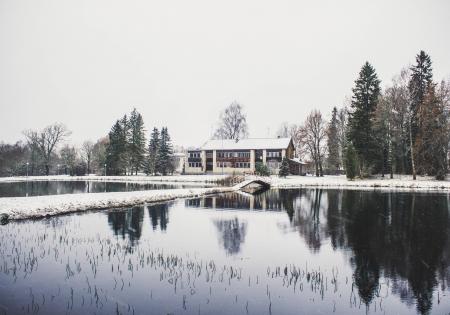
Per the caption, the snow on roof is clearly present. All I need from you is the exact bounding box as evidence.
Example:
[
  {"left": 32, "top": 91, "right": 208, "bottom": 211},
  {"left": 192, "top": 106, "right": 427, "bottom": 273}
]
[
  {"left": 199, "top": 137, "right": 292, "bottom": 150},
  {"left": 289, "top": 158, "right": 307, "bottom": 165}
]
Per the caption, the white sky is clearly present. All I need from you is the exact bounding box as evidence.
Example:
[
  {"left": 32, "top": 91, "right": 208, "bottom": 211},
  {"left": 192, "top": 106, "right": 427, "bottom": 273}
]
[{"left": 1, "top": 0, "right": 449, "bottom": 148}]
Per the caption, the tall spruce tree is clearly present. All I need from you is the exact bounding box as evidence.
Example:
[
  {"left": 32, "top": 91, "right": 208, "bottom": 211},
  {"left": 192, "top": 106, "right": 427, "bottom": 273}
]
[
  {"left": 119, "top": 114, "right": 131, "bottom": 174},
  {"left": 414, "top": 86, "right": 448, "bottom": 179},
  {"left": 408, "top": 51, "right": 434, "bottom": 179},
  {"left": 347, "top": 62, "right": 381, "bottom": 176},
  {"left": 147, "top": 127, "right": 160, "bottom": 175},
  {"left": 129, "top": 109, "right": 146, "bottom": 175},
  {"left": 157, "top": 127, "right": 174, "bottom": 175},
  {"left": 327, "top": 107, "right": 340, "bottom": 174},
  {"left": 106, "top": 120, "right": 125, "bottom": 175}
]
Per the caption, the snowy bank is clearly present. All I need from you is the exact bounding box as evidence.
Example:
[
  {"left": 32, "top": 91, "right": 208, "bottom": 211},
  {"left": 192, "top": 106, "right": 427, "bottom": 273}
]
[
  {"left": 270, "top": 175, "right": 450, "bottom": 191},
  {"left": 0, "top": 187, "right": 234, "bottom": 221},
  {"left": 0, "top": 174, "right": 228, "bottom": 184}
]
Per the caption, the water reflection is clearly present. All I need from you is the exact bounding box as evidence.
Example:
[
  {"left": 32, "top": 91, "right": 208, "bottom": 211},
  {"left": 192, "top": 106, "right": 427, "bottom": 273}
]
[
  {"left": 107, "top": 206, "right": 144, "bottom": 244},
  {"left": 0, "top": 180, "right": 213, "bottom": 197},
  {"left": 1, "top": 189, "right": 449, "bottom": 314},
  {"left": 213, "top": 218, "right": 247, "bottom": 255},
  {"left": 148, "top": 203, "right": 169, "bottom": 231},
  {"left": 185, "top": 189, "right": 450, "bottom": 314}
]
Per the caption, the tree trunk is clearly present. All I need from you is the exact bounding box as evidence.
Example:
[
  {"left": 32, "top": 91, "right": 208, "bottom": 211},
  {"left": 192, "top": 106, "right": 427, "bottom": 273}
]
[
  {"left": 409, "top": 117, "right": 417, "bottom": 180},
  {"left": 45, "top": 164, "right": 50, "bottom": 176}
]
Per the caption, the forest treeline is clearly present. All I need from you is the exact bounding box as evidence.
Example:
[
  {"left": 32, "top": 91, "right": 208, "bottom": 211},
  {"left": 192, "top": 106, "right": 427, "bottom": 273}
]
[
  {"left": 0, "top": 50, "right": 449, "bottom": 179},
  {"left": 278, "top": 50, "right": 450, "bottom": 180},
  {"left": 0, "top": 108, "right": 174, "bottom": 176}
]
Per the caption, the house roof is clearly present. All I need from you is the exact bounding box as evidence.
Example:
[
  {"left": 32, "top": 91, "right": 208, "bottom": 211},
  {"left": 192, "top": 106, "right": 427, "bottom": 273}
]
[
  {"left": 289, "top": 157, "right": 308, "bottom": 165},
  {"left": 199, "top": 137, "right": 292, "bottom": 151}
]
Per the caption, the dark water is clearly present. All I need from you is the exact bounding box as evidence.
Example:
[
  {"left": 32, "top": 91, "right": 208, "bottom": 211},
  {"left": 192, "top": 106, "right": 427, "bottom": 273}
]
[
  {"left": 0, "top": 189, "right": 449, "bottom": 315},
  {"left": 0, "top": 181, "right": 213, "bottom": 198}
]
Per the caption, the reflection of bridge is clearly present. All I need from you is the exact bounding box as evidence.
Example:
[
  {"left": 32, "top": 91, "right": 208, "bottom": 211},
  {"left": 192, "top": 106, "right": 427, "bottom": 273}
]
[{"left": 232, "top": 176, "right": 271, "bottom": 191}]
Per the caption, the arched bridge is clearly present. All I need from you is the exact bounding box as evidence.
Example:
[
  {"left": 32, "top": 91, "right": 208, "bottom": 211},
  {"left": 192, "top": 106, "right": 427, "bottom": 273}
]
[{"left": 232, "top": 176, "right": 271, "bottom": 191}]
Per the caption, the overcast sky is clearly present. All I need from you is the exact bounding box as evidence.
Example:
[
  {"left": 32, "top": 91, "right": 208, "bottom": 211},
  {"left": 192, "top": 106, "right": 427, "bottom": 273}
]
[{"left": 1, "top": 0, "right": 449, "bottom": 148}]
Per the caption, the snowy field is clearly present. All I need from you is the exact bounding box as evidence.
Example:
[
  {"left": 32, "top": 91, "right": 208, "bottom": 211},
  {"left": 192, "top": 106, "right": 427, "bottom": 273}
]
[{"left": 0, "top": 186, "right": 234, "bottom": 221}]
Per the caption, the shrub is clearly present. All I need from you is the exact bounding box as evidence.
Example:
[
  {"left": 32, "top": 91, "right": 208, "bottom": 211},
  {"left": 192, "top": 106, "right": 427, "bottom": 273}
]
[
  {"left": 255, "top": 162, "right": 271, "bottom": 176},
  {"left": 279, "top": 157, "right": 290, "bottom": 177}
]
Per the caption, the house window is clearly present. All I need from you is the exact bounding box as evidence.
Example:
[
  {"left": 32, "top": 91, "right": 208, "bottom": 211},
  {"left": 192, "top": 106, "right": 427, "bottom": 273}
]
[
  {"left": 267, "top": 151, "right": 280, "bottom": 158},
  {"left": 188, "top": 162, "right": 201, "bottom": 168},
  {"left": 189, "top": 152, "right": 201, "bottom": 158}
]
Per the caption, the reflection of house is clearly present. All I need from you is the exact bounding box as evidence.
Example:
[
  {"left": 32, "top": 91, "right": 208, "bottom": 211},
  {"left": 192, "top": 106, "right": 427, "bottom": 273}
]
[{"left": 185, "top": 137, "right": 295, "bottom": 175}]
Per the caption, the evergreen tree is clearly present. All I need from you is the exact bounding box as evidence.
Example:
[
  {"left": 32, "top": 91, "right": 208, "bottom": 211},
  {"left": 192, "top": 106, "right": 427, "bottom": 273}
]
[
  {"left": 345, "top": 143, "right": 358, "bottom": 180},
  {"left": 327, "top": 107, "right": 340, "bottom": 174},
  {"left": 409, "top": 51, "right": 433, "bottom": 138},
  {"left": 129, "top": 108, "right": 146, "bottom": 175},
  {"left": 408, "top": 51, "right": 434, "bottom": 179},
  {"left": 119, "top": 115, "right": 131, "bottom": 174},
  {"left": 279, "top": 157, "right": 290, "bottom": 177},
  {"left": 106, "top": 120, "right": 124, "bottom": 175},
  {"left": 347, "top": 62, "right": 381, "bottom": 176},
  {"left": 414, "top": 86, "right": 448, "bottom": 179},
  {"left": 146, "top": 127, "right": 160, "bottom": 175},
  {"left": 157, "top": 127, "right": 174, "bottom": 175}
]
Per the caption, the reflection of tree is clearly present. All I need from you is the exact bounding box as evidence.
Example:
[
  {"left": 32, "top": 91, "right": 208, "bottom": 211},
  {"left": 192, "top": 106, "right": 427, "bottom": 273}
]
[
  {"left": 107, "top": 206, "right": 144, "bottom": 244},
  {"left": 337, "top": 190, "right": 449, "bottom": 314},
  {"left": 286, "top": 189, "right": 329, "bottom": 252},
  {"left": 213, "top": 218, "right": 247, "bottom": 255},
  {"left": 278, "top": 188, "right": 449, "bottom": 313},
  {"left": 186, "top": 188, "right": 449, "bottom": 313},
  {"left": 147, "top": 204, "right": 169, "bottom": 231}
]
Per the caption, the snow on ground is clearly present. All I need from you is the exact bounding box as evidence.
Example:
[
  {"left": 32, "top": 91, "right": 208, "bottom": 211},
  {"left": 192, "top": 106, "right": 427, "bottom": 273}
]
[
  {"left": 0, "top": 174, "right": 229, "bottom": 184},
  {"left": 2, "top": 173, "right": 450, "bottom": 222},
  {"left": 0, "top": 187, "right": 234, "bottom": 221},
  {"left": 270, "top": 174, "right": 450, "bottom": 191}
]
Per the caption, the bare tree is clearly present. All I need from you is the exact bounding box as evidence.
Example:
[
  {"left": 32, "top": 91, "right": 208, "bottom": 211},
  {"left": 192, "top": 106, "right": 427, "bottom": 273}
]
[
  {"left": 276, "top": 122, "right": 304, "bottom": 159},
  {"left": 81, "top": 140, "right": 95, "bottom": 174},
  {"left": 60, "top": 145, "right": 77, "bottom": 175},
  {"left": 214, "top": 101, "right": 248, "bottom": 140},
  {"left": 299, "top": 110, "right": 327, "bottom": 176},
  {"left": 276, "top": 122, "right": 290, "bottom": 138},
  {"left": 23, "top": 123, "right": 71, "bottom": 175}
]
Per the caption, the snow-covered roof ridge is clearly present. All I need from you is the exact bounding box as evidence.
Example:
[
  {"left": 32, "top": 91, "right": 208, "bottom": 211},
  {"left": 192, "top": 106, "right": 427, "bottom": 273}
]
[{"left": 200, "top": 137, "right": 292, "bottom": 150}]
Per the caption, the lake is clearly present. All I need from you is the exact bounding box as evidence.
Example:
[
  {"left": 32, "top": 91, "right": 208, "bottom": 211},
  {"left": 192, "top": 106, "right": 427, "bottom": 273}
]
[
  {"left": 0, "top": 188, "right": 449, "bottom": 314},
  {"left": 0, "top": 180, "right": 214, "bottom": 198}
]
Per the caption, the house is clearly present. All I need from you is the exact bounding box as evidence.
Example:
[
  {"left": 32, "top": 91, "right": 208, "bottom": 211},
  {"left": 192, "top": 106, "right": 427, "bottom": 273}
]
[{"left": 185, "top": 137, "right": 297, "bottom": 175}]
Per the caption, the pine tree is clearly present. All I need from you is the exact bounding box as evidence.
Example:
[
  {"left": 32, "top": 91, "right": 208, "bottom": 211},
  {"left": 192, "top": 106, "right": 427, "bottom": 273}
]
[
  {"left": 408, "top": 51, "right": 434, "bottom": 179},
  {"left": 345, "top": 143, "right": 358, "bottom": 180},
  {"left": 157, "top": 127, "right": 174, "bottom": 175},
  {"left": 279, "top": 157, "right": 290, "bottom": 177},
  {"left": 327, "top": 107, "right": 340, "bottom": 174},
  {"left": 129, "top": 108, "right": 146, "bottom": 175},
  {"left": 146, "top": 127, "right": 160, "bottom": 175},
  {"left": 347, "top": 62, "right": 381, "bottom": 176}
]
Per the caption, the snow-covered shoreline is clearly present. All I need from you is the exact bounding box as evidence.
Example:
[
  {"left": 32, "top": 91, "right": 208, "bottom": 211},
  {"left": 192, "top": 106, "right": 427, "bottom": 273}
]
[
  {"left": 2, "top": 174, "right": 450, "bottom": 222},
  {"left": 0, "top": 174, "right": 228, "bottom": 184},
  {"left": 270, "top": 175, "right": 450, "bottom": 191},
  {"left": 0, "top": 187, "right": 235, "bottom": 221}
]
